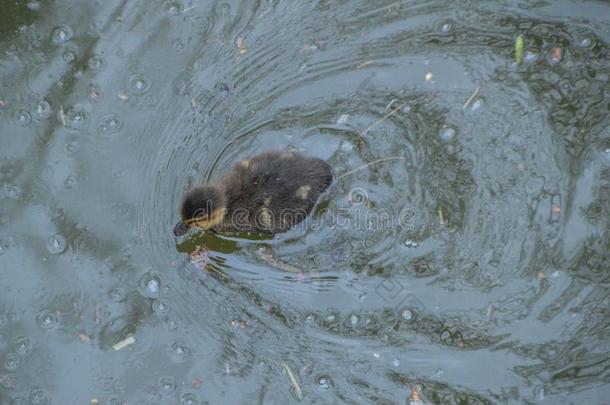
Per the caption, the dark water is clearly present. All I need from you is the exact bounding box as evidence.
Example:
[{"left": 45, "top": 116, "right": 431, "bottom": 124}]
[{"left": 1, "top": 0, "right": 609, "bottom": 404}]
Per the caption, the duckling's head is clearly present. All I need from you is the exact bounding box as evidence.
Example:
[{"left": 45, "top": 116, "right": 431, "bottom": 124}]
[{"left": 173, "top": 184, "right": 227, "bottom": 236}]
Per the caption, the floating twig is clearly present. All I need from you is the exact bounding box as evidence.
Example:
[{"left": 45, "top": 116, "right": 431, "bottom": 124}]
[
  {"left": 112, "top": 335, "right": 136, "bottom": 351},
  {"left": 59, "top": 105, "right": 66, "bottom": 126},
  {"left": 356, "top": 60, "right": 373, "bottom": 69},
  {"left": 385, "top": 98, "right": 400, "bottom": 112},
  {"left": 282, "top": 362, "right": 303, "bottom": 400},
  {"left": 360, "top": 102, "right": 406, "bottom": 137},
  {"left": 336, "top": 156, "right": 406, "bottom": 181},
  {"left": 463, "top": 86, "right": 480, "bottom": 110}
]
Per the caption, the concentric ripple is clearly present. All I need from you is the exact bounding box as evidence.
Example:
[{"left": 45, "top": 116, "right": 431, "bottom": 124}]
[{"left": 1, "top": 0, "right": 609, "bottom": 403}]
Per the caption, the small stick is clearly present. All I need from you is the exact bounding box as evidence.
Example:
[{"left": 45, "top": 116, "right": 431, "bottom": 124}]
[
  {"left": 282, "top": 362, "right": 303, "bottom": 400},
  {"left": 360, "top": 102, "right": 406, "bottom": 137},
  {"left": 463, "top": 86, "right": 480, "bottom": 110},
  {"left": 336, "top": 157, "right": 406, "bottom": 181},
  {"left": 356, "top": 60, "right": 373, "bottom": 69},
  {"left": 385, "top": 99, "right": 399, "bottom": 111},
  {"left": 112, "top": 335, "right": 136, "bottom": 351},
  {"left": 59, "top": 105, "right": 66, "bottom": 126}
]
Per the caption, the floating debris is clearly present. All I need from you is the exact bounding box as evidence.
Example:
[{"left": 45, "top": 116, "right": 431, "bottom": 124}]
[
  {"left": 409, "top": 386, "right": 423, "bottom": 405},
  {"left": 118, "top": 91, "right": 129, "bottom": 101},
  {"left": 191, "top": 377, "right": 203, "bottom": 389},
  {"left": 437, "top": 206, "right": 445, "bottom": 226},
  {"left": 58, "top": 105, "right": 66, "bottom": 126},
  {"left": 112, "top": 335, "right": 136, "bottom": 351},
  {"left": 78, "top": 333, "right": 92, "bottom": 343},
  {"left": 236, "top": 37, "right": 247, "bottom": 55},
  {"left": 463, "top": 86, "right": 480, "bottom": 110},
  {"left": 282, "top": 362, "right": 303, "bottom": 400},
  {"left": 360, "top": 102, "right": 406, "bottom": 137},
  {"left": 336, "top": 114, "right": 350, "bottom": 126},
  {"left": 425, "top": 72, "right": 434, "bottom": 82},
  {"left": 356, "top": 60, "right": 373, "bottom": 69},
  {"left": 515, "top": 35, "right": 524, "bottom": 65},
  {"left": 189, "top": 246, "right": 210, "bottom": 269},
  {"left": 47, "top": 234, "right": 67, "bottom": 254},
  {"left": 550, "top": 47, "right": 562, "bottom": 64}
]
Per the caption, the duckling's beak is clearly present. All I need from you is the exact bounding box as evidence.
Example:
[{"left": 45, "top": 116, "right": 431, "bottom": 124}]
[{"left": 173, "top": 221, "right": 189, "bottom": 237}]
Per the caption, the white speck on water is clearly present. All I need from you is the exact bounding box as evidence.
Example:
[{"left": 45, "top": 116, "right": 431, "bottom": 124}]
[
  {"left": 47, "top": 234, "right": 67, "bottom": 254},
  {"left": 336, "top": 114, "right": 350, "bottom": 126}
]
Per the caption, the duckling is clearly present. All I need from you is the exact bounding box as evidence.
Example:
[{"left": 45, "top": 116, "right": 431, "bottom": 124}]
[{"left": 174, "top": 150, "right": 333, "bottom": 236}]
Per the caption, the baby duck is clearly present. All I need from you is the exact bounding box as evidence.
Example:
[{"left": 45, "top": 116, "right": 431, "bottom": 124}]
[{"left": 174, "top": 150, "right": 333, "bottom": 236}]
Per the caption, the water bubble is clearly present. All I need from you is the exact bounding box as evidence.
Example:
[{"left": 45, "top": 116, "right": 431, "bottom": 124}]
[
  {"left": 166, "top": 319, "right": 178, "bottom": 331},
  {"left": 0, "top": 375, "right": 16, "bottom": 390},
  {"left": 350, "top": 314, "right": 359, "bottom": 325},
  {"left": 578, "top": 36, "right": 593, "bottom": 49},
  {"left": 524, "top": 51, "right": 538, "bottom": 64},
  {"left": 138, "top": 272, "right": 162, "bottom": 298},
  {"left": 159, "top": 377, "right": 177, "bottom": 397},
  {"left": 435, "top": 368, "right": 444, "bottom": 376},
  {"left": 2, "top": 184, "right": 22, "bottom": 199},
  {"left": 87, "top": 55, "right": 105, "bottom": 71},
  {"left": 27, "top": 1, "right": 41, "bottom": 11},
  {"left": 4, "top": 353, "right": 19, "bottom": 370},
  {"left": 317, "top": 375, "right": 331, "bottom": 389},
  {"left": 404, "top": 239, "right": 419, "bottom": 248},
  {"left": 392, "top": 358, "right": 400, "bottom": 367},
  {"left": 129, "top": 74, "right": 151, "bottom": 94},
  {"left": 152, "top": 299, "right": 169, "bottom": 315},
  {"left": 12, "top": 109, "right": 32, "bottom": 126},
  {"left": 144, "top": 95, "right": 159, "bottom": 106},
  {"left": 37, "top": 309, "right": 60, "bottom": 330},
  {"left": 181, "top": 393, "right": 198, "bottom": 405},
  {"left": 439, "top": 19, "right": 455, "bottom": 35},
  {"left": 97, "top": 114, "right": 123, "bottom": 136},
  {"left": 62, "top": 49, "right": 76, "bottom": 63},
  {"left": 65, "top": 107, "right": 89, "bottom": 129},
  {"left": 217, "top": 83, "right": 230, "bottom": 97},
  {"left": 67, "top": 141, "right": 79, "bottom": 153},
  {"left": 336, "top": 114, "right": 350, "bottom": 126},
  {"left": 64, "top": 175, "right": 77, "bottom": 189},
  {"left": 51, "top": 25, "right": 73, "bottom": 44},
  {"left": 34, "top": 99, "right": 52, "bottom": 119},
  {"left": 170, "top": 341, "right": 192, "bottom": 362},
  {"left": 163, "top": 0, "right": 184, "bottom": 15},
  {"left": 14, "top": 336, "right": 32, "bottom": 356},
  {"left": 109, "top": 286, "right": 127, "bottom": 302},
  {"left": 440, "top": 126, "right": 456, "bottom": 142},
  {"left": 47, "top": 234, "right": 67, "bottom": 254},
  {"left": 401, "top": 308, "right": 414, "bottom": 321},
  {"left": 172, "top": 38, "right": 185, "bottom": 51},
  {"left": 29, "top": 387, "right": 47, "bottom": 404}
]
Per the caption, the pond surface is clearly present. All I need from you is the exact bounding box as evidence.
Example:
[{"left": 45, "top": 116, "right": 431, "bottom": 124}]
[{"left": 1, "top": 0, "right": 610, "bottom": 404}]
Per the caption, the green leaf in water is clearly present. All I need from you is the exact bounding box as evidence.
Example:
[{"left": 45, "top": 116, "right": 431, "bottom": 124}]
[{"left": 515, "top": 34, "right": 524, "bottom": 65}]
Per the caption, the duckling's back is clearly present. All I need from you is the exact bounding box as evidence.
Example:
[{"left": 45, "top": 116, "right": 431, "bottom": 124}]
[{"left": 221, "top": 150, "right": 333, "bottom": 233}]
